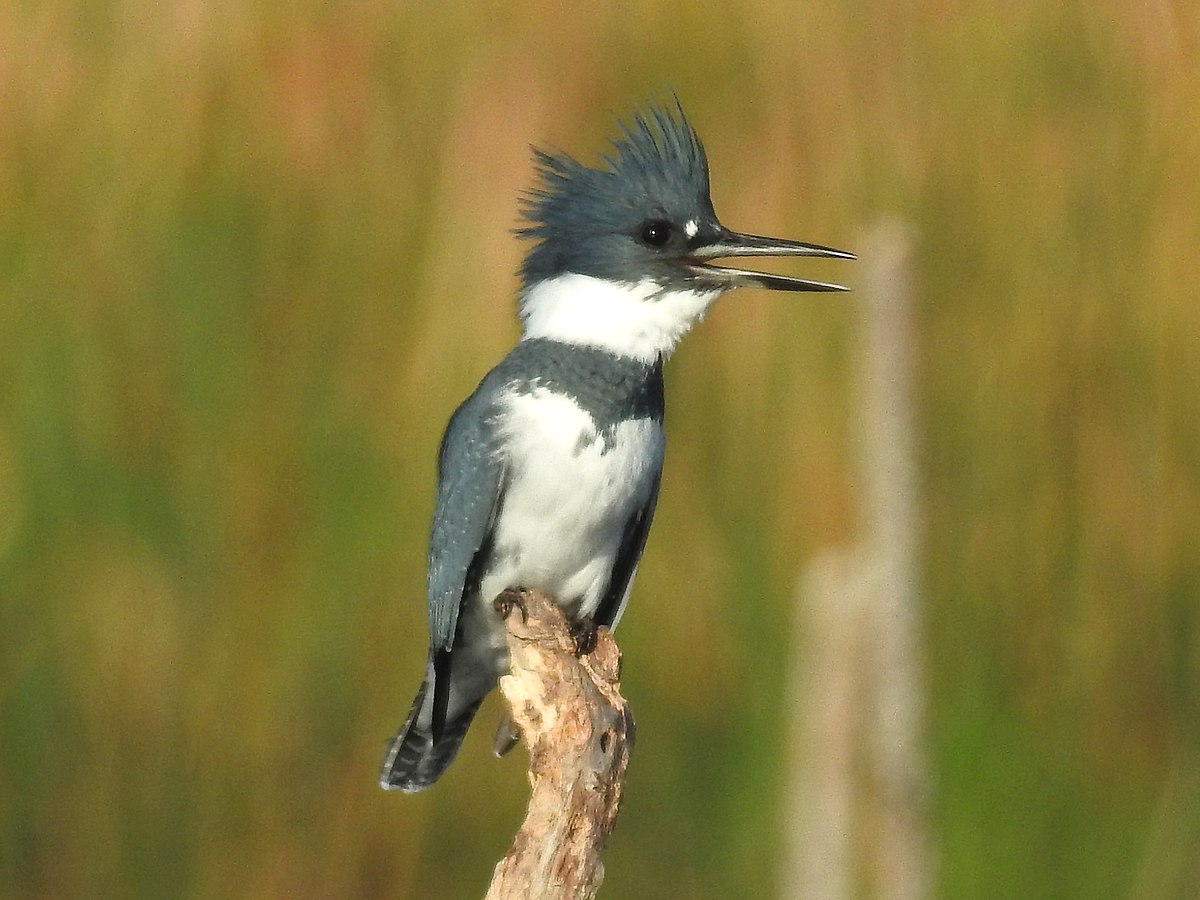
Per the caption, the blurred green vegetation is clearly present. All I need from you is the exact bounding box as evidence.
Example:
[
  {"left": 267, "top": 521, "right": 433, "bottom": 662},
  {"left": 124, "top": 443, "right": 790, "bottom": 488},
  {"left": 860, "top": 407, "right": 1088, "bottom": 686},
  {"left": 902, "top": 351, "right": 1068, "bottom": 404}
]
[{"left": 1, "top": 1, "right": 1198, "bottom": 897}]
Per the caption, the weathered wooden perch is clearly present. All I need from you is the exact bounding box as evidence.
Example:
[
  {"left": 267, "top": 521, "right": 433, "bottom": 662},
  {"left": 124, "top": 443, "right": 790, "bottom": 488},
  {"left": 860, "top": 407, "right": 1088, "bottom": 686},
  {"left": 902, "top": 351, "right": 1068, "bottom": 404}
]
[{"left": 484, "top": 589, "right": 634, "bottom": 900}]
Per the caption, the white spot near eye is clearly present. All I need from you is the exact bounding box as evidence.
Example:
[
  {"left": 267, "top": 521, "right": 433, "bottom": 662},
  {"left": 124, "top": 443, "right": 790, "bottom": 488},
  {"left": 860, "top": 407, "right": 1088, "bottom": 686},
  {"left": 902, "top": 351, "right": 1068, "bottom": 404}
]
[{"left": 684, "top": 219, "right": 699, "bottom": 238}]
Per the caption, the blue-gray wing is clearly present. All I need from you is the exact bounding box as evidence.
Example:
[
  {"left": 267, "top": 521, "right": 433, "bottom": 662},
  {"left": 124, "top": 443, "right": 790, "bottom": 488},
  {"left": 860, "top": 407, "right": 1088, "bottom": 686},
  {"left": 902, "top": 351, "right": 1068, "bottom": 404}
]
[
  {"left": 426, "top": 388, "right": 507, "bottom": 652},
  {"left": 593, "top": 466, "right": 661, "bottom": 630}
]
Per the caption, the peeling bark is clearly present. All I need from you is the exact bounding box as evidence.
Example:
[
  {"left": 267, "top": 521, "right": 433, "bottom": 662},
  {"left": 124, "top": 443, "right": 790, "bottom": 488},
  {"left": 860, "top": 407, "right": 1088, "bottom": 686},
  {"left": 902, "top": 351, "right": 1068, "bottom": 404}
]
[{"left": 484, "top": 589, "right": 634, "bottom": 900}]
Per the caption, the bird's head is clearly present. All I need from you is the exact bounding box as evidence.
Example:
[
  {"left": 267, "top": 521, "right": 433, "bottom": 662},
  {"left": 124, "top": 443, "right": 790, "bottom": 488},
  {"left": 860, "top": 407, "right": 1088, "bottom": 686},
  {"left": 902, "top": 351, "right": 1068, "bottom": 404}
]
[{"left": 515, "top": 101, "right": 854, "bottom": 361}]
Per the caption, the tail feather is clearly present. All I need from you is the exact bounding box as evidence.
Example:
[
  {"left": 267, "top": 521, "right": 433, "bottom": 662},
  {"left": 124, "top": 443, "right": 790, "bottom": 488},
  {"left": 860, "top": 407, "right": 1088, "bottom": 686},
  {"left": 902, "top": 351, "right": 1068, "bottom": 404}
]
[{"left": 379, "top": 677, "right": 484, "bottom": 792}]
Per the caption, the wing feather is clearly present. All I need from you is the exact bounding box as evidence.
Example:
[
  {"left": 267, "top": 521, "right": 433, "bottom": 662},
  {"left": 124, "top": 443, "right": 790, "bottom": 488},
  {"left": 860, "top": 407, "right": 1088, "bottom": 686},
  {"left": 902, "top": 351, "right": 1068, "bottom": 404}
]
[
  {"left": 594, "top": 466, "right": 661, "bottom": 630},
  {"left": 426, "top": 388, "right": 508, "bottom": 652}
]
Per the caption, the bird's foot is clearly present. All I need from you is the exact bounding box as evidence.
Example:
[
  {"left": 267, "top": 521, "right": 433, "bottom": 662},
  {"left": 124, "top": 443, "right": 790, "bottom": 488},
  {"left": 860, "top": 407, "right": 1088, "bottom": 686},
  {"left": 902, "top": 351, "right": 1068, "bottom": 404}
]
[
  {"left": 493, "top": 589, "right": 528, "bottom": 623},
  {"left": 570, "top": 616, "right": 598, "bottom": 656}
]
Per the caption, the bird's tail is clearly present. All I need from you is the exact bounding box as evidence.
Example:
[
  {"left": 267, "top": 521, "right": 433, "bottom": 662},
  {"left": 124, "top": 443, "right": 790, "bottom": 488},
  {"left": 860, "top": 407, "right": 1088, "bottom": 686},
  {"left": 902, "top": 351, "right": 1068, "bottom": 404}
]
[{"left": 379, "top": 670, "right": 485, "bottom": 792}]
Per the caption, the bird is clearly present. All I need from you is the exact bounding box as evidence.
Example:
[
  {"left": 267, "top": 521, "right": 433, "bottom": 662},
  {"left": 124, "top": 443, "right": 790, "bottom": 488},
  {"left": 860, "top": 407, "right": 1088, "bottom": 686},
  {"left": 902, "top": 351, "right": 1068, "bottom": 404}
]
[{"left": 380, "top": 99, "right": 853, "bottom": 792}]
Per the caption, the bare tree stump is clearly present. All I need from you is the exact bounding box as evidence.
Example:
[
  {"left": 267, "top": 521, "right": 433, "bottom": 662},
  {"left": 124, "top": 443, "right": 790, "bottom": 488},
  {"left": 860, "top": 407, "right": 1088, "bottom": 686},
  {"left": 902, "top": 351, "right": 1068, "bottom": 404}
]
[
  {"left": 782, "top": 218, "right": 932, "bottom": 900},
  {"left": 484, "top": 589, "right": 634, "bottom": 900}
]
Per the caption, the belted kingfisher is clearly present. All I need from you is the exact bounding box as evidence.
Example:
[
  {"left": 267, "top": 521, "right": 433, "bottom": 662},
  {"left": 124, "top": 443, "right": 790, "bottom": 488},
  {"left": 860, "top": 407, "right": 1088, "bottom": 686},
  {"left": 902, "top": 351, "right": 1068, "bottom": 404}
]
[{"left": 380, "top": 100, "right": 853, "bottom": 792}]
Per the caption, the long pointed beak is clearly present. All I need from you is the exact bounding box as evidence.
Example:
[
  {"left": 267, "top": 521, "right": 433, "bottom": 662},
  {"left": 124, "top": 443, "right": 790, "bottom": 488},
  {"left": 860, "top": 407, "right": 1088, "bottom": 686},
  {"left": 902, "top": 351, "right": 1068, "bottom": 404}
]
[{"left": 683, "top": 229, "right": 856, "bottom": 292}]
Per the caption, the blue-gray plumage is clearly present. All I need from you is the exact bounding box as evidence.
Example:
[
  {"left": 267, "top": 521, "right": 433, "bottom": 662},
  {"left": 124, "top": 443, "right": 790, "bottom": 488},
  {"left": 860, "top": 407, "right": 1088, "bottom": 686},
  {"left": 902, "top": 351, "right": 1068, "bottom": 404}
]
[{"left": 380, "top": 100, "right": 853, "bottom": 792}]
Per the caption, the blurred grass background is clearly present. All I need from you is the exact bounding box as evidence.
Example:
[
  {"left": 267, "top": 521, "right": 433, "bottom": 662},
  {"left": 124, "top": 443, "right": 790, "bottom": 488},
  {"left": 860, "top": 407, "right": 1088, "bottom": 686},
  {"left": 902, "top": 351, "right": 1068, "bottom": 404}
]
[{"left": 1, "top": 0, "right": 1198, "bottom": 897}]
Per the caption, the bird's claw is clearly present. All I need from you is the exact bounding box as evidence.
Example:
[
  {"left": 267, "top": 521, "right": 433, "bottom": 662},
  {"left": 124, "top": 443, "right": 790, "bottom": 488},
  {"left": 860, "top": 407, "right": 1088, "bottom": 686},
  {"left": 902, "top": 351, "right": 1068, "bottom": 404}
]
[
  {"left": 570, "top": 617, "right": 598, "bottom": 656},
  {"left": 493, "top": 589, "right": 528, "bottom": 623}
]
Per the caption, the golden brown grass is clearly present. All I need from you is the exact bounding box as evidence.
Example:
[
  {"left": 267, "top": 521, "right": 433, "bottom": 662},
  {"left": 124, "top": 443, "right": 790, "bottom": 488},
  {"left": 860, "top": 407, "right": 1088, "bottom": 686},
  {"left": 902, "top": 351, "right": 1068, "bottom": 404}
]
[{"left": 1, "top": 1, "right": 1197, "bottom": 896}]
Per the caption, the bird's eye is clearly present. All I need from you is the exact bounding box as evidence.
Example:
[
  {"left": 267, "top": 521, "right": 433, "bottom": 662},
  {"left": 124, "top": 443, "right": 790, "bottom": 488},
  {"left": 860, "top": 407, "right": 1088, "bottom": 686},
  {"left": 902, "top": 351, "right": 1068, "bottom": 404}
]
[{"left": 638, "top": 219, "right": 673, "bottom": 247}]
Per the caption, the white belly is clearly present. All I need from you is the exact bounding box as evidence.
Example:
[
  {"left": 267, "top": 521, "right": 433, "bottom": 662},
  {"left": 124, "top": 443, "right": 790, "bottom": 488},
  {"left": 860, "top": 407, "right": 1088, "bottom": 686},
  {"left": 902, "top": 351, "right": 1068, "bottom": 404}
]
[{"left": 478, "top": 387, "right": 663, "bottom": 621}]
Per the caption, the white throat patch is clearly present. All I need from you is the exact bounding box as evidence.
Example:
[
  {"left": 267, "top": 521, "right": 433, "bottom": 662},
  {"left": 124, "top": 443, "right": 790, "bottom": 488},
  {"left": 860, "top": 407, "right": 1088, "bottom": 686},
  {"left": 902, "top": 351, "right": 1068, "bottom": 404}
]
[{"left": 518, "top": 273, "right": 723, "bottom": 362}]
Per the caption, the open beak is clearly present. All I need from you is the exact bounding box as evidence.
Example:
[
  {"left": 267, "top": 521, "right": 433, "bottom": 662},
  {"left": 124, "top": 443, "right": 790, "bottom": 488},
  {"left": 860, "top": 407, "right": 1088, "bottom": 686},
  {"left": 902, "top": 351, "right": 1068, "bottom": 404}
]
[{"left": 682, "top": 229, "right": 856, "bottom": 292}]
